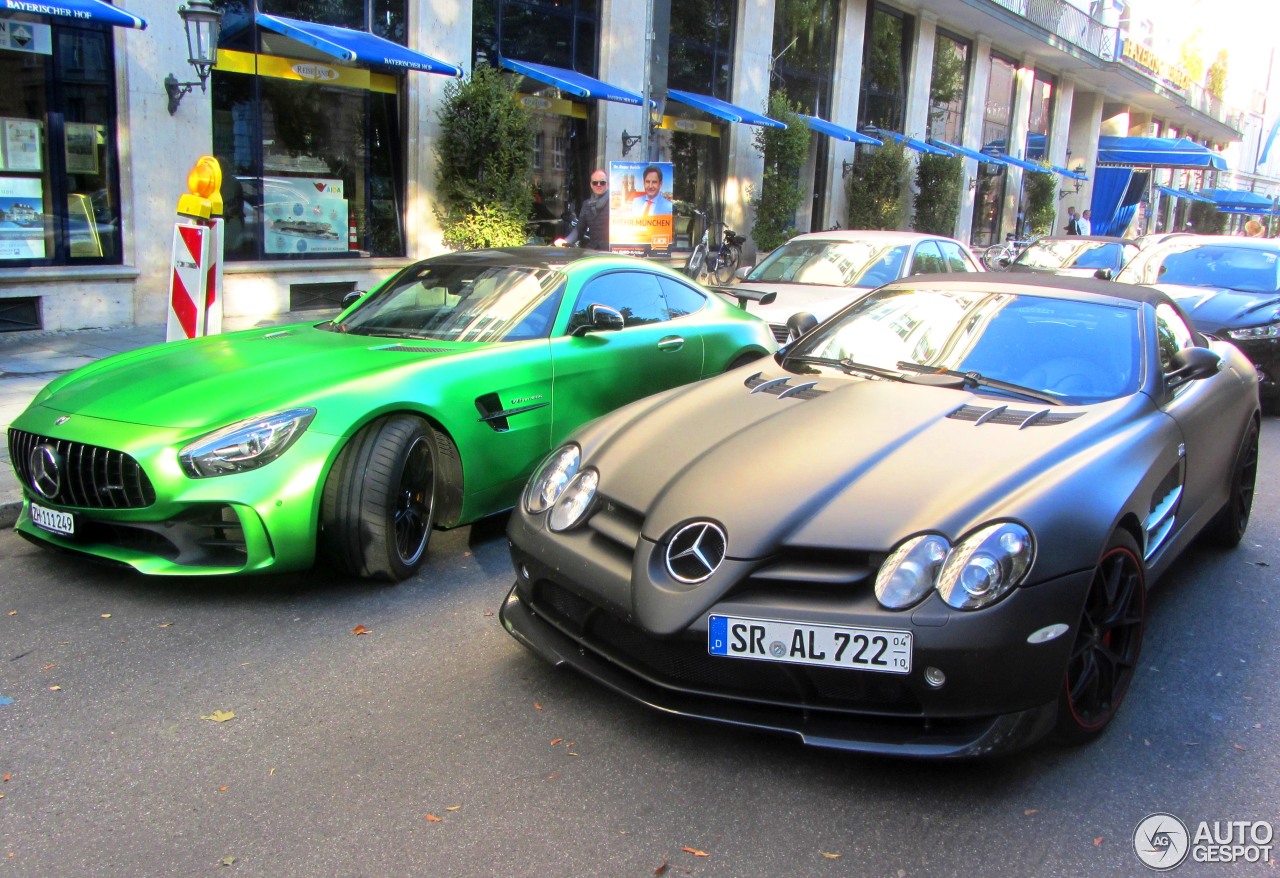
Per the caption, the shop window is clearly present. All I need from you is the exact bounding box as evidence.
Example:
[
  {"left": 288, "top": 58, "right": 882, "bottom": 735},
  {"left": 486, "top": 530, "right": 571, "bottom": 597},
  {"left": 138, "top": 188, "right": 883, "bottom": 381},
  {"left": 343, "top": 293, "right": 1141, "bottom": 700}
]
[
  {"left": 971, "top": 54, "right": 1017, "bottom": 248},
  {"left": 928, "top": 31, "right": 969, "bottom": 144},
  {"left": 0, "top": 22, "right": 121, "bottom": 266},
  {"left": 860, "top": 4, "right": 914, "bottom": 132}
]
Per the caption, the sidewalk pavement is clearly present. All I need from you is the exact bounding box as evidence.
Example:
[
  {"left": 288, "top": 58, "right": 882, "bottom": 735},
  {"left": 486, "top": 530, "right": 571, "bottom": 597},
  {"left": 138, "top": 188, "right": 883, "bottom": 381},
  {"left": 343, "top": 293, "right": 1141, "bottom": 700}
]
[{"left": 0, "top": 310, "right": 337, "bottom": 528}]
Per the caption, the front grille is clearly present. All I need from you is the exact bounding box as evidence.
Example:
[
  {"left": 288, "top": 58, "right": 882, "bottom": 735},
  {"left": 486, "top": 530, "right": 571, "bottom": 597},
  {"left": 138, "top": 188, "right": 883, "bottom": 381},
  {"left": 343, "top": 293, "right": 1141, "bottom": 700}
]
[
  {"left": 530, "top": 580, "right": 921, "bottom": 714},
  {"left": 8, "top": 428, "right": 156, "bottom": 509}
]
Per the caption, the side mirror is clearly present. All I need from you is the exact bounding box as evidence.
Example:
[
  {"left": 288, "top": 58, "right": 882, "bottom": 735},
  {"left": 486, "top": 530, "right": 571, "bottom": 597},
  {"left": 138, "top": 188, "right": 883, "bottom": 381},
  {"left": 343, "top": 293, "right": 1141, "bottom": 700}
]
[
  {"left": 1093, "top": 268, "right": 1114, "bottom": 281},
  {"left": 342, "top": 289, "right": 366, "bottom": 309},
  {"left": 1165, "top": 346, "right": 1221, "bottom": 388},
  {"left": 734, "top": 265, "right": 753, "bottom": 281},
  {"left": 573, "top": 303, "right": 625, "bottom": 335},
  {"left": 786, "top": 311, "right": 819, "bottom": 340}
]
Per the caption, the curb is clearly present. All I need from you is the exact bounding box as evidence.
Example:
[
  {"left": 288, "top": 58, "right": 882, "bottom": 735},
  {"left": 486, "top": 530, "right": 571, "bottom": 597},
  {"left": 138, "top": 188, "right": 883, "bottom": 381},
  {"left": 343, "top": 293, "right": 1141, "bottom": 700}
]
[{"left": 1, "top": 500, "right": 19, "bottom": 529}]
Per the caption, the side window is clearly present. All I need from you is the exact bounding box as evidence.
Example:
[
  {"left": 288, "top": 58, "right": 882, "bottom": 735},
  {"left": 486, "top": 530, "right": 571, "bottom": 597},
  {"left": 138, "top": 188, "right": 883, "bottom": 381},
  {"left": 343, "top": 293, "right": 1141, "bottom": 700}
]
[
  {"left": 656, "top": 276, "right": 708, "bottom": 319},
  {"left": 910, "top": 242, "right": 946, "bottom": 275},
  {"left": 568, "top": 271, "right": 668, "bottom": 333},
  {"left": 1154, "top": 303, "right": 1195, "bottom": 372},
  {"left": 938, "top": 241, "right": 975, "bottom": 272}
]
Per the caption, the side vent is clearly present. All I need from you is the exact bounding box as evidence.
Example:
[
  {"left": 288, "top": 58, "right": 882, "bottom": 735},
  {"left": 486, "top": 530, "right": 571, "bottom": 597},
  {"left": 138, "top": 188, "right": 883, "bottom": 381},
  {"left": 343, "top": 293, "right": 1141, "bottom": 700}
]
[
  {"left": 744, "top": 372, "right": 827, "bottom": 400},
  {"left": 948, "top": 404, "right": 1083, "bottom": 428},
  {"left": 373, "top": 344, "right": 451, "bottom": 353},
  {"left": 263, "top": 330, "right": 294, "bottom": 339}
]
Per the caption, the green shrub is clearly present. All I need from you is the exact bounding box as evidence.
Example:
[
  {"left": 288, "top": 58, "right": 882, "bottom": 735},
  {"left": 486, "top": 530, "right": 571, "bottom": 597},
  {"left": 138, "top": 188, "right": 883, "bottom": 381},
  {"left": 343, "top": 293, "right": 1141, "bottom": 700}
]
[
  {"left": 913, "top": 153, "right": 963, "bottom": 235},
  {"left": 750, "top": 91, "right": 811, "bottom": 252},
  {"left": 434, "top": 65, "right": 535, "bottom": 250},
  {"left": 1023, "top": 168, "right": 1058, "bottom": 236},
  {"left": 1188, "top": 198, "right": 1227, "bottom": 234},
  {"left": 845, "top": 141, "right": 910, "bottom": 230}
]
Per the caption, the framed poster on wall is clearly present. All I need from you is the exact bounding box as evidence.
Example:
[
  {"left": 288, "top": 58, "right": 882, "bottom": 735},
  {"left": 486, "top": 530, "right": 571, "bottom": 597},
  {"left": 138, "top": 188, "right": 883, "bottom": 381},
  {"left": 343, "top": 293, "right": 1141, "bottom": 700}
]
[
  {"left": 0, "top": 118, "right": 43, "bottom": 172},
  {"left": 261, "top": 177, "right": 348, "bottom": 255},
  {"left": 64, "top": 123, "right": 101, "bottom": 175},
  {"left": 0, "top": 175, "right": 46, "bottom": 259}
]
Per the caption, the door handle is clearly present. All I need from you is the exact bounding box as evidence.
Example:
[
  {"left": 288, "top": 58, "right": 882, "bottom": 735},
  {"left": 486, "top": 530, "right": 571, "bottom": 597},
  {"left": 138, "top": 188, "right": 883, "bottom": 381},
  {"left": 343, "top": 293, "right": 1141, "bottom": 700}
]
[{"left": 657, "top": 335, "right": 685, "bottom": 352}]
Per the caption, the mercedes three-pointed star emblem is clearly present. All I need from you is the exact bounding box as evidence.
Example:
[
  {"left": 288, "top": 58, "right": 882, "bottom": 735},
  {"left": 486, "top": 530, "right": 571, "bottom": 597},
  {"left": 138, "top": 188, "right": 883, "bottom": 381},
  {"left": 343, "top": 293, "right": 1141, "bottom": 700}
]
[
  {"left": 665, "top": 521, "right": 727, "bottom": 584},
  {"left": 28, "top": 443, "right": 63, "bottom": 500}
]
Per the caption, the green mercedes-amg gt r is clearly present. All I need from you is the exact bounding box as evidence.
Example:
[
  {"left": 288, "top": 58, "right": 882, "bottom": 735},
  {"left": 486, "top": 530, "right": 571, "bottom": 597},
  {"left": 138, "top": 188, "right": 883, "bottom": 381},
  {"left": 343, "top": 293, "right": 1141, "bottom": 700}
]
[{"left": 7, "top": 248, "right": 775, "bottom": 580}]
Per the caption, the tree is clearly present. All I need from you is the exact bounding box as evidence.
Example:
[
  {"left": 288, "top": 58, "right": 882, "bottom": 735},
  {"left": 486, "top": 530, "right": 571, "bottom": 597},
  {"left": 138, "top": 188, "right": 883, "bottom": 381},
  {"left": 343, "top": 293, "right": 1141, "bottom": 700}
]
[
  {"left": 434, "top": 65, "right": 535, "bottom": 249},
  {"left": 1206, "top": 50, "right": 1229, "bottom": 100},
  {"left": 845, "top": 141, "right": 910, "bottom": 230},
  {"left": 749, "top": 90, "right": 811, "bottom": 252}
]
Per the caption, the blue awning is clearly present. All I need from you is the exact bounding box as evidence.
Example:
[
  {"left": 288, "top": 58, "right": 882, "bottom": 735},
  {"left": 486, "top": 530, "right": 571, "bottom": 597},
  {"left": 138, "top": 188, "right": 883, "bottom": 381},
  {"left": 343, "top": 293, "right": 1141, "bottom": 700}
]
[
  {"left": 1096, "top": 136, "right": 1228, "bottom": 171},
  {"left": 256, "top": 14, "right": 461, "bottom": 75},
  {"left": 866, "top": 128, "right": 950, "bottom": 156},
  {"left": 1051, "top": 164, "right": 1089, "bottom": 181},
  {"left": 1199, "top": 188, "right": 1280, "bottom": 213},
  {"left": 501, "top": 58, "right": 646, "bottom": 105},
  {"left": 667, "top": 89, "right": 784, "bottom": 128},
  {"left": 1, "top": 0, "right": 145, "bottom": 28},
  {"left": 928, "top": 139, "right": 1007, "bottom": 165},
  {"left": 1155, "top": 185, "right": 1214, "bottom": 204},
  {"left": 989, "top": 152, "right": 1055, "bottom": 175},
  {"left": 801, "top": 115, "right": 880, "bottom": 145}
]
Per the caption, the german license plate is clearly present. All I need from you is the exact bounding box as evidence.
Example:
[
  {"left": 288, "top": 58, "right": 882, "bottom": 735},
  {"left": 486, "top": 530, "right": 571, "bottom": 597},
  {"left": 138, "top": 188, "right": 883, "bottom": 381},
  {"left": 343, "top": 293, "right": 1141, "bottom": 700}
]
[
  {"left": 30, "top": 502, "right": 75, "bottom": 537},
  {"left": 708, "top": 614, "right": 912, "bottom": 674}
]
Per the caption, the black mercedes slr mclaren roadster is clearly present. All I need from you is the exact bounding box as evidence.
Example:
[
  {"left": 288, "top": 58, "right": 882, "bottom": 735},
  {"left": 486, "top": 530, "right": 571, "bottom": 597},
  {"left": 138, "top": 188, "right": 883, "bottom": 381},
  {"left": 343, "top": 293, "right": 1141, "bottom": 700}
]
[{"left": 501, "top": 274, "right": 1260, "bottom": 758}]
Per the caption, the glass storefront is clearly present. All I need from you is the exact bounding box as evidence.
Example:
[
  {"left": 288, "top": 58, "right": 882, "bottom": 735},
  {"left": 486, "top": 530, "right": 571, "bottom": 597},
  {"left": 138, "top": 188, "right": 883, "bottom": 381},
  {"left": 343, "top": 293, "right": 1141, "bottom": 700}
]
[
  {"left": 927, "top": 30, "right": 969, "bottom": 144},
  {"left": 0, "top": 19, "right": 122, "bottom": 265},
  {"left": 971, "top": 53, "right": 1016, "bottom": 247},
  {"left": 210, "top": 0, "right": 409, "bottom": 261}
]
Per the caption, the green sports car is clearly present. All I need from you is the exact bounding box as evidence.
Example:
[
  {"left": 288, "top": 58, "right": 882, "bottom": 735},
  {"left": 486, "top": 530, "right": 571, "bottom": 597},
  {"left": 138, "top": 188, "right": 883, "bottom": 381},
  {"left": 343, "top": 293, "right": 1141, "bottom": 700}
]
[{"left": 7, "top": 248, "right": 775, "bottom": 580}]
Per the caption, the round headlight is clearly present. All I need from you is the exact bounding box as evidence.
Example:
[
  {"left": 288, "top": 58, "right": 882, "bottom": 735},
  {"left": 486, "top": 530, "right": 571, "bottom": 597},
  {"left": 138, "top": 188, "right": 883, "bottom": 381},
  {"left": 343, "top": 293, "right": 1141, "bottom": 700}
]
[
  {"left": 936, "top": 522, "right": 1034, "bottom": 610},
  {"left": 548, "top": 468, "right": 599, "bottom": 532},
  {"left": 875, "top": 534, "right": 950, "bottom": 609},
  {"left": 524, "top": 445, "right": 580, "bottom": 514}
]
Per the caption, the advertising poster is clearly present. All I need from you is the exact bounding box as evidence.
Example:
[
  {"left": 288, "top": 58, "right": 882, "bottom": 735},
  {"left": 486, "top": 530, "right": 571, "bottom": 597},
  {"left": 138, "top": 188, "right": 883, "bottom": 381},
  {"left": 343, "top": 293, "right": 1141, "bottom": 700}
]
[
  {"left": 261, "top": 177, "right": 348, "bottom": 255},
  {"left": 64, "top": 123, "right": 101, "bottom": 175},
  {"left": 608, "top": 160, "right": 674, "bottom": 258},
  {"left": 0, "top": 175, "right": 45, "bottom": 260},
  {"left": 1, "top": 118, "right": 43, "bottom": 172}
]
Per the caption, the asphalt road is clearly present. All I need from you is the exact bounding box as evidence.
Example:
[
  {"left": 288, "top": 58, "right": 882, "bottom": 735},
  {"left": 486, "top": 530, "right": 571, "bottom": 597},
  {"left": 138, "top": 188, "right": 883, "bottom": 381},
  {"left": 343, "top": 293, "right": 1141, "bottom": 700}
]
[{"left": 1, "top": 419, "right": 1278, "bottom": 878}]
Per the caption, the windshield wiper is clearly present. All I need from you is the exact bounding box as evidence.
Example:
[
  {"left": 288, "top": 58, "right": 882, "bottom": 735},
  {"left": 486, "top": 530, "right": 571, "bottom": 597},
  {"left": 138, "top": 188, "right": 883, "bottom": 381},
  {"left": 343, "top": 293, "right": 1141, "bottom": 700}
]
[
  {"left": 895, "top": 362, "right": 1063, "bottom": 406},
  {"left": 785, "top": 354, "right": 909, "bottom": 382}
]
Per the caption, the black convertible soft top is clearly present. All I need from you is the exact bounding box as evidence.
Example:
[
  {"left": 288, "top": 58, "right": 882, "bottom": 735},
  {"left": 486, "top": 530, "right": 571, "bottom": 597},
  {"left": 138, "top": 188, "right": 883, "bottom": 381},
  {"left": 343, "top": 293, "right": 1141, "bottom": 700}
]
[{"left": 882, "top": 271, "right": 1171, "bottom": 309}]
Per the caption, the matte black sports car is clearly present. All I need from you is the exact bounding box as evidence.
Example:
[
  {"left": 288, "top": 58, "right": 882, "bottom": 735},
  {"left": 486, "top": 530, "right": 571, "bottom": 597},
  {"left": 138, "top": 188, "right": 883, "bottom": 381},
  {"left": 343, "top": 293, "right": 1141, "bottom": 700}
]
[
  {"left": 1115, "top": 235, "right": 1280, "bottom": 404},
  {"left": 500, "top": 274, "right": 1261, "bottom": 758}
]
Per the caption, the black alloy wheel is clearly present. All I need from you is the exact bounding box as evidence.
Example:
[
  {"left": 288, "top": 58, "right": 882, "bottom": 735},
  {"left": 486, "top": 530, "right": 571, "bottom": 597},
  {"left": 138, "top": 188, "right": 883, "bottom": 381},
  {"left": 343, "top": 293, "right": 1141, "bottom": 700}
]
[
  {"left": 1055, "top": 530, "right": 1146, "bottom": 744},
  {"left": 1205, "top": 419, "right": 1259, "bottom": 548}
]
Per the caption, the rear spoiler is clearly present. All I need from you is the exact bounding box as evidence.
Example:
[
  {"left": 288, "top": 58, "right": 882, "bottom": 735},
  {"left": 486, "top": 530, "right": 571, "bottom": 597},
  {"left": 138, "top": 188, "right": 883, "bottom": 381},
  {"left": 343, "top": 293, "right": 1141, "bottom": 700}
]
[{"left": 710, "top": 286, "right": 777, "bottom": 310}]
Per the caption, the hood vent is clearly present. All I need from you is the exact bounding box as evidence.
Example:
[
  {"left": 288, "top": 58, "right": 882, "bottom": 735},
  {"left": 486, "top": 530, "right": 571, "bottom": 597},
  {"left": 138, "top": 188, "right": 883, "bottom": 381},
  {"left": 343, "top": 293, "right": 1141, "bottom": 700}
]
[
  {"left": 374, "top": 344, "right": 451, "bottom": 353},
  {"left": 948, "top": 404, "right": 1083, "bottom": 429},
  {"left": 744, "top": 372, "right": 828, "bottom": 400},
  {"left": 263, "top": 330, "right": 294, "bottom": 339}
]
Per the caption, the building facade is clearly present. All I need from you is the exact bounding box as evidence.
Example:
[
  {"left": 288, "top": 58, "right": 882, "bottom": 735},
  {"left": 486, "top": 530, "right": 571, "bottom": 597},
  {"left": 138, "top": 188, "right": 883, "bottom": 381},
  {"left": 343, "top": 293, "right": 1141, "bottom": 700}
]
[{"left": 0, "top": 0, "right": 1252, "bottom": 332}]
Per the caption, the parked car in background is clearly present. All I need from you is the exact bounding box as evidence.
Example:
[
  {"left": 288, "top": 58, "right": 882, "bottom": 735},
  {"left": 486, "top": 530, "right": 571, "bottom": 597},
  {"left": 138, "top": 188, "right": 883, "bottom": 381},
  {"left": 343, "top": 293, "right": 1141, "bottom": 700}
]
[
  {"left": 1007, "top": 235, "right": 1139, "bottom": 279},
  {"left": 727, "top": 230, "right": 983, "bottom": 344},
  {"left": 502, "top": 273, "right": 1259, "bottom": 758},
  {"left": 8, "top": 248, "right": 775, "bottom": 581},
  {"left": 1115, "top": 234, "right": 1280, "bottom": 404}
]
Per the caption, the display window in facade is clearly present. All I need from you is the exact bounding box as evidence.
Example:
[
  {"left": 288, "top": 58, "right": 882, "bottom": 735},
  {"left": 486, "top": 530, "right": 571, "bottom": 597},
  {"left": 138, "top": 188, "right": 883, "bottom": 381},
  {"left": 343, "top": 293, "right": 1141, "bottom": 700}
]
[
  {"left": 927, "top": 31, "right": 969, "bottom": 145},
  {"left": 972, "top": 53, "right": 1017, "bottom": 247},
  {"left": 0, "top": 18, "right": 126, "bottom": 266},
  {"left": 209, "top": 0, "right": 453, "bottom": 261}
]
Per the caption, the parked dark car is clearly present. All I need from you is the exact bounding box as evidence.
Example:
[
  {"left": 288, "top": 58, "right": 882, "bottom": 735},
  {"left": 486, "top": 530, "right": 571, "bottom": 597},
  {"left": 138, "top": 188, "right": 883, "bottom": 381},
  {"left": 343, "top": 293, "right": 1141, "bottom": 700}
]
[
  {"left": 1115, "top": 234, "right": 1280, "bottom": 404},
  {"left": 1007, "top": 235, "right": 1139, "bottom": 279},
  {"left": 501, "top": 274, "right": 1260, "bottom": 758}
]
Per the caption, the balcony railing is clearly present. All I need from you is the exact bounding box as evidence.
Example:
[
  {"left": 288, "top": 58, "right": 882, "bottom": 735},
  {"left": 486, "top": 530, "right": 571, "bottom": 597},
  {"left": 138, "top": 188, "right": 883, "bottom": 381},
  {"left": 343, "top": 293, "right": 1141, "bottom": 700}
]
[{"left": 986, "top": 0, "right": 1119, "bottom": 59}]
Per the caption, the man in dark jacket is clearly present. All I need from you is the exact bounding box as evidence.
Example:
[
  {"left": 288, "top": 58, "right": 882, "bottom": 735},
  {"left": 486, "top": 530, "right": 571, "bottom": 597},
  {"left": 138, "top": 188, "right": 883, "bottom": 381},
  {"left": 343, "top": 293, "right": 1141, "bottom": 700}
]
[
  {"left": 555, "top": 169, "right": 610, "bottom": 250},
  {"left": 1064, "top": 206, "right": 1081, "bottom": 235}
]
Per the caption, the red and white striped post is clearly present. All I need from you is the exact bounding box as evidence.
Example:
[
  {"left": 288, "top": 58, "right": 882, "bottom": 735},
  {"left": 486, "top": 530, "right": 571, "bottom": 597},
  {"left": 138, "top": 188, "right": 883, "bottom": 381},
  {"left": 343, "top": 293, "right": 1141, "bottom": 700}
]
[{"left": 166, "top": 156, "right": 225, "bottom": 342}]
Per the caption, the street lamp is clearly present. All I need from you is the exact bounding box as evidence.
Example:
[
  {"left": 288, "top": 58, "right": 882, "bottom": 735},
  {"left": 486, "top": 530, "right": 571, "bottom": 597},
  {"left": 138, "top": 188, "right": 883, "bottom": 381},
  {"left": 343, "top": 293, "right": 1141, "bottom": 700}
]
[{"left": 165, "top": 0, "right": 223, "bottom": 116}]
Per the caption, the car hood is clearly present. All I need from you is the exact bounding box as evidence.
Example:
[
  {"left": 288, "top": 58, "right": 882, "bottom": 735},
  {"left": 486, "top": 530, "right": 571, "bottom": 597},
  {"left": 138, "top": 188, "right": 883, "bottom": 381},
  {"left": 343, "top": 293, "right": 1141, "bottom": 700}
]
[
  {"left": 30, "top": 323, "right": 475, "bottom": 431},
  {"left": 1149, "top": 284, "right": 1280, "bottom": 332},
  {"left": 580, "top": 364, "right": 1135, "bottom": 557},
  {"left": 731, "top": 281, "right": 871, "bottom": 325}
]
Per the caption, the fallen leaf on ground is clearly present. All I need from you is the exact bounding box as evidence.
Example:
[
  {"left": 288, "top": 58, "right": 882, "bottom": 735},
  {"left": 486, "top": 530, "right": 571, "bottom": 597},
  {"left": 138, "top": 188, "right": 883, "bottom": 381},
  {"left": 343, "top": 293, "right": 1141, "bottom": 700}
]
[
  {"left": 100, "top": 614, "right": 111, "bottom": 619},
  {"left": 483, "top": 611, "right": 494, "bottom": 617},
  {"left": 682, "top": 847, "right": 709, "bottom": 858},
  {"left": 48, "top": 686, "right": 62, "bottom": 691},
  {"left": 2, "top": 774, "right": 9, "bottom": 782},
  {"left": 1025, "top": 809, "right": 1039, "bottom": 816},
  {"left": 1094, "top": 838, "right": 1104, "bottom": 847},
  {"left": 1234, "top": 742, "right": 1247, "bottom": 751},
  {"left": 534, "top": 702, "right": 543, "bottom": 710},
  {"left": 654, "top": 853, "right": 669, "bottom": 875},
  {"left": 446, "top": 805, "right": 461, "bottom": 812},
  {"left": 821, "top": 852, "right": 842, "bottom": 859},
  {"left": 220, "top": 856, "right": 236, "bottom": 866},
  {"left": 546, "top": 772, "right": 560, "bottom": 780},
  {"left": 425, "top": 814, "right": 443, "bottom": 822},
  {"left": 351, "top": 624, "right": 371, "bottom": 636},
  {"left": 202, "top": 710, "right": 236, "bottom": 723},
  {"left": 6, "top": 611, "right": 15, "bottom": 616},
  {"left": 41, "top": 664, "right": 55, "bottom": 670},
  {"left": 159, "top": 622, "right": 173, "bottom": 628},
  {"left": 218, "top": 786, "right": 228, "bottom": 792},
  {"left": 550, "top": 738, "right": 563, "bottom": 746}
]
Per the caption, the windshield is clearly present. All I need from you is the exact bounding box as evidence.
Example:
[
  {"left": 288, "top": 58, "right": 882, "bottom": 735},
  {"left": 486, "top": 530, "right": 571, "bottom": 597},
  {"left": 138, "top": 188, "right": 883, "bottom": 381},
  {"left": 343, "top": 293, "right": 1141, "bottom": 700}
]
[
  {"left": 1120, "top": 243, "right": 1280, "bottom": 294},
  {"left": 746, "top": 240, "right": 909, "bottom": 287},
  {"left": 789, "top": 287, "right": 1142, "bottom": 403},
  {"left": 334, "top": 263, "right": 564, "bottom": 342},
  {"left": 1015, "top": 239, "right": 1135, "bottom": 272}
]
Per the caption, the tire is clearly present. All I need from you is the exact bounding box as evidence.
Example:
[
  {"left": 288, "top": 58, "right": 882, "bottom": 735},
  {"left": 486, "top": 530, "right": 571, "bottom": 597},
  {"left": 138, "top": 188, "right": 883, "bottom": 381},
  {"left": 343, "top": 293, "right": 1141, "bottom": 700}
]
[
  {"left": 1054, "top": 530, "right": 1146, "bottom": 745},
  {"left": 713, "top": 247, "right": 739, "bottom": 285},
  {"left": 320, "top": 414, "right": 439, "bottom": 582},
  {"left": 1204, "top": 419, "right": 1259, "bottom": 548},
  {"left": 982, "top": 245, "right": 1012, "bottom": 271}
]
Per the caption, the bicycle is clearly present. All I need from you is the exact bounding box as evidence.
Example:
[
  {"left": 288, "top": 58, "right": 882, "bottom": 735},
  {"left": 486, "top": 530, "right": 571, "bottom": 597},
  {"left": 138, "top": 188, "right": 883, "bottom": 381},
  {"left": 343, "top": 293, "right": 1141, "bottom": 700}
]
[
  {"left": 683, "top": 210, "right": 746, "bottom": 285},
  {"left": 981, "top": 233, "right": 1033, "bottom": 271}
]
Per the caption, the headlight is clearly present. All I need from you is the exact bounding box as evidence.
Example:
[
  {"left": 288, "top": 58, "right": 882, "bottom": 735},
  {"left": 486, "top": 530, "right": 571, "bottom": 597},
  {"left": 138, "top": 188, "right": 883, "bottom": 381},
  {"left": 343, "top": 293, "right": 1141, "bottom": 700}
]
[
  {"left": 1227, "top": 323, "right": 1279, "bottom": 341},
  {"left": 548, "top": 468, "right": 598, "bottom": 532},
  {"left": 524, "top": 445, "right": 580, "bottom": 514},
  {"left": 179, "top": 408, "right": 316, "bottom": 478},
  {"left": 875, "top": 534, "right": 949, "bottom": 609},
  {"left": 936, "top": 522, "right": 1034, "bottom": 610}
]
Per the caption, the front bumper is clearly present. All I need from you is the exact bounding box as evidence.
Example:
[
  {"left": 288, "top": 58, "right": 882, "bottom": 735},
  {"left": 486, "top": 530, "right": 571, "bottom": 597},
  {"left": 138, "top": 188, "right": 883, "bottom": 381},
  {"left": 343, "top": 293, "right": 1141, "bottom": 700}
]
[
  {"left": 8, "top": 410, "right": 336, "bottom": 576},
  {"left": 503, "top": 510, "right": 1095, "bottom": 758},
  {"left": 1228, "top": 337, "right": 1278, "bottom": 397}
]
